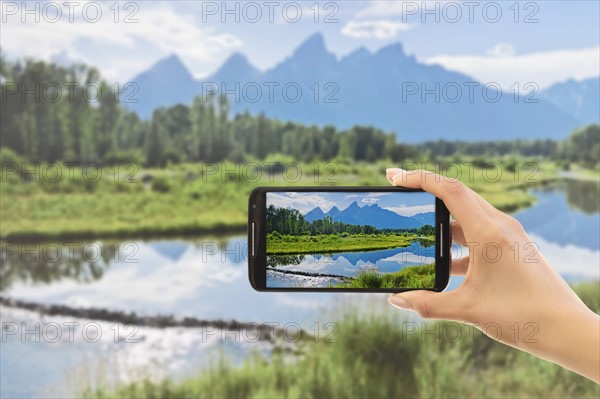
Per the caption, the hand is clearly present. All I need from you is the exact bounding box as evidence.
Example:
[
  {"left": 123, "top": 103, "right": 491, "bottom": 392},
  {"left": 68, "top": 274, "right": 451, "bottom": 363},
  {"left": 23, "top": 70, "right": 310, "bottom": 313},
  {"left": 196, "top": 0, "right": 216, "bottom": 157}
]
[{"left": 386, "top": 168, "right": 599, "bottom": 383}]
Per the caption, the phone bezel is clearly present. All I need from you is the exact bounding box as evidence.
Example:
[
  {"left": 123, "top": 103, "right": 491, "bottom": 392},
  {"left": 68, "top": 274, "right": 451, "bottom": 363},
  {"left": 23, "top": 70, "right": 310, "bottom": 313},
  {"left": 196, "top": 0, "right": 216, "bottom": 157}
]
[{"left": 248, "top": 186, "right": 450, "bottom": 293}]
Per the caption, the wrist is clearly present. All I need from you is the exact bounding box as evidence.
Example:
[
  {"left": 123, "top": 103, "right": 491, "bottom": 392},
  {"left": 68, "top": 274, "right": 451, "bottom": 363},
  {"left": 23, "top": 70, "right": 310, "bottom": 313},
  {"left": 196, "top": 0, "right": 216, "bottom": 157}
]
[{"left": 533, "top": 303, "right": 599, "bottom": 383}]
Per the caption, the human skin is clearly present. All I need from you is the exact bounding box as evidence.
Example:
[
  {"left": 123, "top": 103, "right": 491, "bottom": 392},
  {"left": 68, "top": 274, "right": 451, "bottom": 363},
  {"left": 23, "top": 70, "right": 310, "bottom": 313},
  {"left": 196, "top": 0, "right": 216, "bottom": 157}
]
[{"left": 386, "top": 168, "right": 600, "bottom": 384}]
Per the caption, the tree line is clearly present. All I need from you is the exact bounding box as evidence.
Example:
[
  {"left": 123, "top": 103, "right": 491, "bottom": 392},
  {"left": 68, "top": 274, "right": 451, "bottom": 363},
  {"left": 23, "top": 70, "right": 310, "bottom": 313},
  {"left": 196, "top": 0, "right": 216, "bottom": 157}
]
[
  {"left": 266, "top": 205, "right": 435, "bottom": 236},
  {"left": 416, "top": 126, "right": 599, "bottom": 168},
  {"left": 266, "top": 205, "right": 378, "bottom": 235},
  {"left": 1, "top": 57, "right": 598, "bottom": 168},
  {"left": 379, "top": 225, "right": 435, "bottom": 237}
]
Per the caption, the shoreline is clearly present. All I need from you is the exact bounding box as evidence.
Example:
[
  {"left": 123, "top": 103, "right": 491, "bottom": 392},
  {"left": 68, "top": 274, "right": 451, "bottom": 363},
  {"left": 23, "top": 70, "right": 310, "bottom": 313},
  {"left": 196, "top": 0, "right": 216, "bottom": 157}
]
[
  {"left": 558, "top": 170, "right": 600, "bottom": 182},
  {"left": 267, "top": 242, "right": 412, "bottom": 256},
  {"left": 2, "top": 169, "right": 570, "bottom": 242},
  {"left": 0, "top": 195, "right": 537, "bottom": 242},
  {"left": 0, "top": 223, "right": 248, "bottom": 243}
]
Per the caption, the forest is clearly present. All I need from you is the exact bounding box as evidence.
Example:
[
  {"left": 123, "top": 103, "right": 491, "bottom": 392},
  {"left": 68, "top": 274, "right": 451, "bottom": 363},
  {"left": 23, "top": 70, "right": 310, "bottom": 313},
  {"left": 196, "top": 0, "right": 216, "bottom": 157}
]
[
  {"left": 267, "top": 205, "right": 377, "bottom": 235},
  {"left": 1, "top": 57, "right": 599, "bottom": 168}
]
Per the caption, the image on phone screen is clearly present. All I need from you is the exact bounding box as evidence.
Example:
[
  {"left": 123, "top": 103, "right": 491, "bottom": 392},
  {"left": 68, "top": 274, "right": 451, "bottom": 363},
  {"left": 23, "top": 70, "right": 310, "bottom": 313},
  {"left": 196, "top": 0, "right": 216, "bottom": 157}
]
[{"left": 260, "top": 190, "right": 443, "bottom": 290}]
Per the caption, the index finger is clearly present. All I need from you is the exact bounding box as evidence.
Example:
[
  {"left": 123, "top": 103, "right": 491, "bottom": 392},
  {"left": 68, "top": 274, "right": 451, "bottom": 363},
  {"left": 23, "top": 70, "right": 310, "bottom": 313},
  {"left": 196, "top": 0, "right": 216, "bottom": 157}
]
[{"left": 387, "top": 168, "right": 490, "bottom": 235}]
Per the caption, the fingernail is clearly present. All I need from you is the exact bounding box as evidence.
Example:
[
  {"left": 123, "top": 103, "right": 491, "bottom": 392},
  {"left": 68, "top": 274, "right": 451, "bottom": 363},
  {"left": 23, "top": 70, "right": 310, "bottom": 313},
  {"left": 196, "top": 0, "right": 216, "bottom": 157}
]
[
  {"left": 386, "top": 168, "right": 404, "bottom": 175},
  {"left": 388, "top": 295, "right": 409, "bottom": 309},
  {"left": 386, "top": 168, "right": 405, "bottom": 184}
]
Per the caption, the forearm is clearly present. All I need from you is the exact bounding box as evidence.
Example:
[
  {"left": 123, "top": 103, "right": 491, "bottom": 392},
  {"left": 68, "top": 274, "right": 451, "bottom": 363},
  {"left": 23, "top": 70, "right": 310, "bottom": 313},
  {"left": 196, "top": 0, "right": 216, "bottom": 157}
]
[{"left": 533, "top": 306, "right": 600, "bottom": 383}]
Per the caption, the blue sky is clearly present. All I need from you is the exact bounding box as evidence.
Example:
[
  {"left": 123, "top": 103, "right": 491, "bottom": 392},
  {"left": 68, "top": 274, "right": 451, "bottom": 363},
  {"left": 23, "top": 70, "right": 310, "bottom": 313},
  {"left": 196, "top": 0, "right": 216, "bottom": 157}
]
[
  {"left": 1, "top": 1, "right": 599, "bottom": 88},
  {"left": 267, "top": 191, "right": 435, "bottom": 216}
]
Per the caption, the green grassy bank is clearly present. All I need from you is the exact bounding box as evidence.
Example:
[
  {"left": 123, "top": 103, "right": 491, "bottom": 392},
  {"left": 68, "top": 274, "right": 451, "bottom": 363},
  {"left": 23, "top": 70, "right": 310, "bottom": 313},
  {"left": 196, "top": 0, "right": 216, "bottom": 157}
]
[
  {"left": 1, "top": 158, "right": 559, "bottom": 240},
  {"left": 266, "top": 232, "right": 431, "bottom": 255},
  {"left": 335, "top": 263, "right": 436, "bottom": 289}
]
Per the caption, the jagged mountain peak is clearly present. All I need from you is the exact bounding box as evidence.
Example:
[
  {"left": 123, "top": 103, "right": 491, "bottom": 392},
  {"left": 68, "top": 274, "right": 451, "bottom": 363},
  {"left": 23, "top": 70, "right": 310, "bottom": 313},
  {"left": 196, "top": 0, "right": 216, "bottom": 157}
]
[
  {"left": 293, "top": 32, "right": 328, "bottom": 57},
  {"left": 143, "top": 54, "right": 194, "bottom": 80},
  {"left": 219, "top": 52, "right": 256, "bottom": 72},
  {"left": 346, "top": 201, "right": 361, "bottom": 209},
  {"left": 376, "top": 42, "right": 406, "bottom": 57},
  {"left": 303, "top": 201, "right": 428, "bottom": 229},
  {"left": 342, "top": 46, "right": 371, "bottom": 63}
]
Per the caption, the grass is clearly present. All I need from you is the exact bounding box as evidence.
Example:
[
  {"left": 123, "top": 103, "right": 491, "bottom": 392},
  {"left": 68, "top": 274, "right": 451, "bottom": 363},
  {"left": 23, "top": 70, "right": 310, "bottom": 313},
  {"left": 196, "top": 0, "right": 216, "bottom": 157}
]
[
  {"left": 560, "top": 163, "right": 600, "bottom": 181},
  {"left": 1, "top": 157, "right": 562, "bottom": 240},
  {"left": 334, "top": 263, "right": 436, "bottom": 289},
  {"left": 82, "top": 282, "right": 600, "bottom": 398},
  {"left": 266, "top": 233, "right": 430, "bottom": 255}
]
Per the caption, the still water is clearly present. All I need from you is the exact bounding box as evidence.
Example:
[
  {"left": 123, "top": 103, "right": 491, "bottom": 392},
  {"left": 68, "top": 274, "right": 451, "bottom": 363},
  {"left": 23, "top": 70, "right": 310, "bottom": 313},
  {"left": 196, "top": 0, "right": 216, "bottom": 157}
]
[
  {"left": 266, "top": 241, "right": 435, "bottom": 288},
  {"left": 1, "top": 180, "right": 598, "bottom": 398}
]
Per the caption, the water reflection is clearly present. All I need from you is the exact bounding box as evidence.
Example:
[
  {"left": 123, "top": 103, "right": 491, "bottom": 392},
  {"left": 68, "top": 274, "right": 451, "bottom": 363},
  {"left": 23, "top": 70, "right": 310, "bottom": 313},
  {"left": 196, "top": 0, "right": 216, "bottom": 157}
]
[
  {"left": 564, "top": 179, "right": 600, "bottom": 214},
  {"left": 267, "top": 254, "right": 304, "bottom": 268},
  {"left": 513, "top": 180, "right": 599, "bottom": 251},
  {"left": 1, "top": 237, "right": 349, "bottom": 322},
  {"left": 266, "top": 241, "right": 436, "bottom": 288},
  {"left": 267, "top": 241, "right": 435, "bottom": 277},
  {"left": 0, "top": 242, "right": 116, "bottom": 292}
]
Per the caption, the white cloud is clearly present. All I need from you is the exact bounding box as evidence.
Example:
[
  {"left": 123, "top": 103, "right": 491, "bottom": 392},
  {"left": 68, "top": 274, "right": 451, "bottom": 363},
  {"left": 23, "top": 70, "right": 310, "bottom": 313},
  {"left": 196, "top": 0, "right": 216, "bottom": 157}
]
[
  {"left": 424, "top": 46, "right": 600, "bottom": 90},
  {"left": 385, "top": 204, "right": 435, "bottom": 217},
  {"left": 355, "top": 1, "right": 412, "bottom": 18},
  {"left": 207, "top": 33, "right": 243, "bottom": 49},
  {"left": 383, "top": 252, "right": 435, "bottom": 264},
  {"left": 486, "top": 43, "right": 516, "bottom": 58},
  {"left": 267, "top": 193, "right": 335, "bottom": 214},
  {"left": 342, "top": 20, "right": 411, "bottom": 39},
  {"left": 0, "top": 2, "right": 242, "bottom": 81},
  {"left": 361, "top": 196, "right": 380, "bottom": 204},
  {"left": 355, "top": 0, "right": 446, "bottom": 18}
]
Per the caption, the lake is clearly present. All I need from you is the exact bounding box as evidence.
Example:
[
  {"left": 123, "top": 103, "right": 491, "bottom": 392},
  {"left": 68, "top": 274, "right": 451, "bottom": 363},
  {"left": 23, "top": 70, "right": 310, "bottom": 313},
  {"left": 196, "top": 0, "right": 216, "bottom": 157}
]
[
  {"left": 1, "top": 179, "right": 598, "bottom": 398},
  {"left": 266, "top": 241, "right": 435, "bottom": 288}
]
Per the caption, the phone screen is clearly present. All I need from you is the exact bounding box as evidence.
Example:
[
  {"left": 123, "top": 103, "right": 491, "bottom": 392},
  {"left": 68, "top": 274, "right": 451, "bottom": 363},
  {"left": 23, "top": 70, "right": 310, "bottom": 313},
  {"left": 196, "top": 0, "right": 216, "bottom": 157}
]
[{"left": 250, "top": 188, "right": 449, "bottom": 291}]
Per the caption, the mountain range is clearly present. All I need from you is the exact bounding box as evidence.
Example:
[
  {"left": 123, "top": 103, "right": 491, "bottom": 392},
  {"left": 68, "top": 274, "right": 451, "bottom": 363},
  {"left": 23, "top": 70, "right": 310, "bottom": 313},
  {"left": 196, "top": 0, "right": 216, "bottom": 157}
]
[
  {"left": 304, "top": 201, "right": 434, "bottom": 230},
  {"left": 128, "top": 33, "right": 598, "bottom": 141},
  {"left": 538, "top": 77, "right": 600, "bottom": 125}
]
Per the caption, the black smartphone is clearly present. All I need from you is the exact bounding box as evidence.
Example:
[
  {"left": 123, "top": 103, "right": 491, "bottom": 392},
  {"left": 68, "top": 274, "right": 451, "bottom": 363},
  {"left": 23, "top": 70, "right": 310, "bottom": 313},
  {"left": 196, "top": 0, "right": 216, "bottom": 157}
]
[{"left": 248, "top": 187, "right": 450, "bottom": 292}]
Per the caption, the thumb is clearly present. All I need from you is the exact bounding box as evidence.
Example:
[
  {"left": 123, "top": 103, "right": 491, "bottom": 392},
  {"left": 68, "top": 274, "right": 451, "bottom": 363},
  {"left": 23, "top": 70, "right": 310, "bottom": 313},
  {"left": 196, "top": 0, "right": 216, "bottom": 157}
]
[{"left": 388, "top": 290, "right": 463, "bottom": 321}]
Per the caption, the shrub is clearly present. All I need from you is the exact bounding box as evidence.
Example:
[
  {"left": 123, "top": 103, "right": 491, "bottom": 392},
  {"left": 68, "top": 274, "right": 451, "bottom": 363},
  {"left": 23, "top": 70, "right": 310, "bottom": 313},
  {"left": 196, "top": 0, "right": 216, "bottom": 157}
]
[
  {"left": 0, "top": 148, "right": 25, "bottom": 182},
  {"left": 102, "top": 150, "right": 144, "bottom": 166},
  {"left": 0, "top": 147, "right": 25, "bottom": 165},
  {"left": 151, "top": 177, "right": 170, "bottom": 193}
]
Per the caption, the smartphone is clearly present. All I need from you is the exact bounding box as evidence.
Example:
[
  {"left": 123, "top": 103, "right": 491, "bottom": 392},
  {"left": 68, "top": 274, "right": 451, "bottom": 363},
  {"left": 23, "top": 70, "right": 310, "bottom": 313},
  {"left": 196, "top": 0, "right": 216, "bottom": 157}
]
[{"left": 248, "top": 187, "right": 450, "bottom": 292}]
